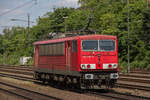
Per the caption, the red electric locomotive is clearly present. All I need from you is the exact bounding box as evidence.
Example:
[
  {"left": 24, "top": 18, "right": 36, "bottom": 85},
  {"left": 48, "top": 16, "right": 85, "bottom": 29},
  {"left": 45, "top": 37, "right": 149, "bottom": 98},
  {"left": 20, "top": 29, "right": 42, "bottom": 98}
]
[{"left": 33, "top": 34, "right": 119, "bottom": 89}]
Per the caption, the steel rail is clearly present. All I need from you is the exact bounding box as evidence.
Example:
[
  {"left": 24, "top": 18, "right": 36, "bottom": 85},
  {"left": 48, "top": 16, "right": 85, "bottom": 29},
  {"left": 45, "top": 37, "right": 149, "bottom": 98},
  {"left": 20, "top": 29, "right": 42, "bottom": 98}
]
[
  {"left": 86, "top": 90, "right": 150, "bottom": 100},
  {"left": 0, "top": 68, "right": 33, "bottom": 75},
  {"left": 0, "top": 80, "right": 62, "bottom": 100}
]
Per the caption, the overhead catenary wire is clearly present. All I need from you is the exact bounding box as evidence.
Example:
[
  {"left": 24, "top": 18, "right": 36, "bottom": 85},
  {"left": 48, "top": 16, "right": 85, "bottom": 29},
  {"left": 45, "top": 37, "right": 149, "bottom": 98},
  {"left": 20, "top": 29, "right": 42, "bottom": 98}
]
[{"left": 0, "top": 0, "right": 36, "bottom": 17}]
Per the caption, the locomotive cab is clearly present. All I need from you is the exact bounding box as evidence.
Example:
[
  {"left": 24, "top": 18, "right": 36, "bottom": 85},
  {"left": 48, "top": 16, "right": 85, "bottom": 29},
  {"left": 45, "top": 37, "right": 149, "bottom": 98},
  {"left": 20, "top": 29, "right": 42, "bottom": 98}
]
[{"left": 79, "top": 36, "right": 119, "bottom": 88}]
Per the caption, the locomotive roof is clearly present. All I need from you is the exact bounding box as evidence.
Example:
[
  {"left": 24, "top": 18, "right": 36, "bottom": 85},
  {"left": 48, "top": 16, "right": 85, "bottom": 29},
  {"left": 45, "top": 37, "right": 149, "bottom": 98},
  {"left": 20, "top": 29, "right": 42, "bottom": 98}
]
[{"left": 34, "top": 34, "right": 117, "bottom": 45}]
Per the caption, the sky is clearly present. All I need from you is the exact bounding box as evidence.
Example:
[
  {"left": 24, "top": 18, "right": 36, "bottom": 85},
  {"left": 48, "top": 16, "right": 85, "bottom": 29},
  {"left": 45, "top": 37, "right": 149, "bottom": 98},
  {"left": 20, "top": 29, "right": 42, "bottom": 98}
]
[{"left": 0, "top": 0, "right": 79, "bottom": 34}]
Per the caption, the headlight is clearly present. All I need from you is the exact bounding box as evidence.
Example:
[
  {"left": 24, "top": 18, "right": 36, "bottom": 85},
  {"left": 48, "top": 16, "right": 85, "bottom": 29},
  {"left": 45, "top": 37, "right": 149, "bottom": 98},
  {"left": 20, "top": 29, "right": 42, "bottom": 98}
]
[
  {"left": 81, "top": 64, "right": 96, "bottom": 69},
  {"left": 113, "top": 64, "right": 117, "bottom": 68},
  {"left": 103, "top": 64, "right": 118, "bottom": 69},
  {"left": 81, "top": 64, "right": 86, "bottom": 69}
]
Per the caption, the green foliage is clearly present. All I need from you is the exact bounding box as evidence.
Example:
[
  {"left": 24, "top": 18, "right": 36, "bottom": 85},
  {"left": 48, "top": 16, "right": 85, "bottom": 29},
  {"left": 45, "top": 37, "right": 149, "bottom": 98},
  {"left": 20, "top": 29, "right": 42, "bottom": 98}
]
[
  {"left": 26, "top": 58, "right": 33, "bottom": 65},
  {"left": 30, "top": 7, "right": 75, "bottom": 41},
  {"left": 0, "top": 1, "right": 150, "bottom": 70},
  {"left": 66, "top": 10, "right": 88, "bottom": 31},
  {"left": 79, "top": 0, "right": 150, "bottom": 71}
]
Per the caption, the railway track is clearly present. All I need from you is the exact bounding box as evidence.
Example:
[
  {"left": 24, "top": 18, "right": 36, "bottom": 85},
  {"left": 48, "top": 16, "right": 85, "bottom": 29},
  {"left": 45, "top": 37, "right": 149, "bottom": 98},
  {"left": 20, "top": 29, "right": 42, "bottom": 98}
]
[
  {"left": 117, "top": 83, "right": 150, "bottom": 91},
  {"left": 0, "top": 66, "right": 33, "bottom": 75},
  {"left": 0, "top": 80, "right": 62, "bottom": 100},
  {"left": 1, "top": 66, "right": 150, "bottom": 87},
  {"left": 120, "top": 73, "right": 150, "bottom": 79},
  {"left": 0, "top": 65, "right": 32, "bottom": 70},
  {"left": 0, "top": 65, "right": 33, "bottom": 71},
  {"left": 86, "top": 90, "right": 150, "bottom": 100},
  {"left": 1, "top": 66, "right": 150, "bottom": 85},
  {"left": 0, "top": 65, "right": 150, "bottom": 99},
  {"left": 1, "top": 73, "right": 149, "bottom": 100},
  {"left": 0, "top": 72, "right": 34, "bottom": 82},
  {"left": 119, "top": 76, "right": 150, "bottom": 84},
  {"left": 130, "top": 70, "right": 150, "bottom": 74},
  {"left": 1, "top": 71, "right": 150, "bottom": 93},
  {"left": 0, "top": 71, "right": 150, "bottom": 100}
]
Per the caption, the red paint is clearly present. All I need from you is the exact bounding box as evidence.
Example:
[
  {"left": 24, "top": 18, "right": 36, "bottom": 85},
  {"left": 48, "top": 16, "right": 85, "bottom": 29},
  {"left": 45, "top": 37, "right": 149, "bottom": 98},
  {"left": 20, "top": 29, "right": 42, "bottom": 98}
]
[
  {"left": 108, "top": 64, "right": 112, "bottom": 68},
  {"left": 33, "top": 35, "right": 119, "bottom": 74},
  {"left": 87, "top": 64, "right": 91, "bottom": 69}
]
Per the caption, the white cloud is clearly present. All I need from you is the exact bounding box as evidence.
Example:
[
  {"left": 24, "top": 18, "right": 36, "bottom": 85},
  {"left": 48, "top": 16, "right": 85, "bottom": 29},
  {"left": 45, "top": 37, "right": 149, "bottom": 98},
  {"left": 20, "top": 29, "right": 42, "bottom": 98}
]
[
  {"left": 51, "top": 0, "right": 79, "bottom": 8},
  {"left": 1, "top": 8, "right": 10, "bottom": 13},
  {"left": 0, "top": 0, "right": 80, "bottom": 34},
  {"left": 64, "top": 0, "right": 79, "bottom": 3},
  {"left": 64, "top": 0, "right": 79, "bottom": 7}
]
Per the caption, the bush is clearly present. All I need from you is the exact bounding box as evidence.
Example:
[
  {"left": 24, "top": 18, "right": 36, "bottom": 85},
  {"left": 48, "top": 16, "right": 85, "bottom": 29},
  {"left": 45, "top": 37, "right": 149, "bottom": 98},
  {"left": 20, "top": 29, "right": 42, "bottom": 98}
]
[
  {"left": 119, "top": 60, "right": 128, "bottom": 73},
  {"left": 26, "top": 58, "right": 33, "bottom": 65},
  {"left": 131, "top": 60, "right": 139, "bottom": 69},
  {"left": 131, "top": 60, "right": 149, "bottom": 70}
]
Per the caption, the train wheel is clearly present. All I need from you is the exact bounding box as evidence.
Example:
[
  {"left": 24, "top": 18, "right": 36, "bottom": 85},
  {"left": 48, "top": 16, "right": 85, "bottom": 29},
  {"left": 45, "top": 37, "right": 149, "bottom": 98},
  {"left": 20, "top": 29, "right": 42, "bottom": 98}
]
[{"left": 33, "top": 72, "right": 38, "bottom": 80}]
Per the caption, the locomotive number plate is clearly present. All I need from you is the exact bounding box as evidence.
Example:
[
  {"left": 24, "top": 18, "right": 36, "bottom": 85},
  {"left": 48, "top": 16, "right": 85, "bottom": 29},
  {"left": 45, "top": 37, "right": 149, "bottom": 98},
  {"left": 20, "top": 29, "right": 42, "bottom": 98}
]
[
  {"left": 110, "top": 73, "right": 119, "bottom": 79},
  {"left": 85, "top": 74, "right": 94, "bottom": 79}
]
